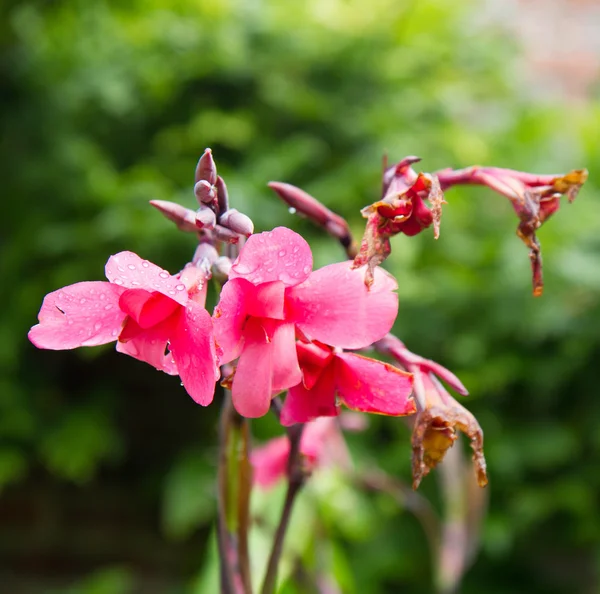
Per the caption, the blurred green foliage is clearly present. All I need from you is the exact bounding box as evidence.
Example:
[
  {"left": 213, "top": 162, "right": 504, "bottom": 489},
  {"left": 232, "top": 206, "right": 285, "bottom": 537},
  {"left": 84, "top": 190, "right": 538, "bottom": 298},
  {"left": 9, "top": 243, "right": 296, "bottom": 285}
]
[{"left": 1, "top": 0, "right": 599, "bottom": 592}]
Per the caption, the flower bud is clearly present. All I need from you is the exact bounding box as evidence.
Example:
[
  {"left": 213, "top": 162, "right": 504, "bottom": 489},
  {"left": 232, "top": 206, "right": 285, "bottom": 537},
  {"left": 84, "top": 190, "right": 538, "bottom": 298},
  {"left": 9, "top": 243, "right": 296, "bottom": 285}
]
[
  {"left": 213, "top": 224, "right": 239, "bottom": 244},
  {"left": 194, "top": 180, "right": 217, "bottom": 205},
  {"left": 194, "top": 148, "right": 217, "bottom": 186},
  {"left": 192, "top": 242, "right": 219, "bottom": 267},
  {"left": 149, "top": 200, "right": 198, "bottom": 233},
  {"left": 216, "top": 176, "right": 229, "bottom": 213},
  {"left": 212, "top": 256, "right": 232, "bottom": 282},
  {"left": 218, "top": 208, "right": 254, "bottom": 237},
  {"left": 195, "top": 205, "right": 217, "bottom": 229}
]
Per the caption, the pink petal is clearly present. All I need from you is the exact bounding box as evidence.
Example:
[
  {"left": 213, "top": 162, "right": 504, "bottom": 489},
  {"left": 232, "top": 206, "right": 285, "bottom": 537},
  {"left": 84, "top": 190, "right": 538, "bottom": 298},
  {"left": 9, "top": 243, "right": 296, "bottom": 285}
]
[
  {"left": 232, "top": 318, "right": 273, "bottom": 418},
  {"left": 246, "top": 281, "right": 286, "bottom": 320},
  {"left": 280, "top": 366, "right": 338, "bottom": 426},
  {"left": 300, "top": 418, "right": 351, "bottom": 470},
  {"left": 28, "top": 281, "right": 126, "bottom": 350},
  {"left": 270, "top": 322, "right": 302, "bottom": 393},
  {"left": 105, "top": 252, "right": 188, "bottom": 305},
  {"left": 170, "top": 301, "right": 219, "bottom": 406},
  {"left": 229, "top": 227, "right": 313, "bottom": 287},
  {"left": 335, "top": 352, "right": 415, "bottom": 416},
  {"left": 116, "top": 316, "right": 178, "bottom": 375},
  {"left": 213, "top": 278, "right": 252, "bottom": 363},
  {"left": 296, "top": 340, "right": 335, "bottom": 390},
  {"left": 287, "top": 262, "right": 398, "bottom": 349},
  {"left": 119, "top": 289, "right": 180, "bottom": 329},
  {"left": 251, "top": 436, "right": 290, "bottom": 489}
]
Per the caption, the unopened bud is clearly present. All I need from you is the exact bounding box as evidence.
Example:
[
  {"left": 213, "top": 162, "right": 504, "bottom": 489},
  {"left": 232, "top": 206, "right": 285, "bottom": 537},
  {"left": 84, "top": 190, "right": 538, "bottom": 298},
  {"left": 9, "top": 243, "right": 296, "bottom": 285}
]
[
  {"left": 213, "top": 224, "right": 239, "bottom": 244},
  {"left": 149, "top": 200, "right": 198, "bottom": 233},
  {"left": 194, "top": 180, "right": 217, "bottom": 205},
  {"left": 212, "top": 256, "right": 232, "bottom": 282},
  {"left": 219, "top": 208, "right": 254, "bottom": 237},
  {"left": 216, "top": 176, "right": 229, "bottom": 213},
  {"left": 192, "top": 242, "right": 219, "bottom": 266},
  {"left": 268, "top": 181, "right": 350, "bottom": 241},
  {"left": 195, "top": 205, "right": 217, "bottom": 229},
  {"left": 194, "top": 148, "right": 217, "bottom": 185}
]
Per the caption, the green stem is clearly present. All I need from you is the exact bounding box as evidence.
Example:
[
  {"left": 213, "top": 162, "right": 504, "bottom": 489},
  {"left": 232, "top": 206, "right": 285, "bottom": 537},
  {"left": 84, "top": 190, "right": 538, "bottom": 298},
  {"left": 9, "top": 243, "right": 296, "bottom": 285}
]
[{"left": 260, "top": 422, "right": 305, "bottom": 594}]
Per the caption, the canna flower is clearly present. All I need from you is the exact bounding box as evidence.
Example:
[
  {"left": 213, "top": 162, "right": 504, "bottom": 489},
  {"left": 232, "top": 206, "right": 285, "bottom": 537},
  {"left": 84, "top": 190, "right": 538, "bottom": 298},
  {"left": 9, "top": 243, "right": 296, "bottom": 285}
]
[
  {"left": 28, "top": 252, "right": 219, "bottom": 405},
  {"left": 213, "top": 227, "right": 399, "bottom": 418},
  {"left": 251, "top": 417, "right": 352, "bottom": 489},
  {"left": 281, "top": 340, "right": 415, "bottom": 426},
  {"left": 354, "top": 157, "right": 445, "bottom": 286}
]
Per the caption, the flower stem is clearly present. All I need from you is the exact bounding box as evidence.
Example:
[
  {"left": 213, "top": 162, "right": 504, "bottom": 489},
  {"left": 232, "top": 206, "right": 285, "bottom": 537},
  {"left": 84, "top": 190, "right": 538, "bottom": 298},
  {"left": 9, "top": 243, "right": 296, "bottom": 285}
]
[
  {"left": 260, "top": 421, "right": 305, "bottom": 594},
  {"left": 217, "top": 391, "right": 254, "bottom": 594}
]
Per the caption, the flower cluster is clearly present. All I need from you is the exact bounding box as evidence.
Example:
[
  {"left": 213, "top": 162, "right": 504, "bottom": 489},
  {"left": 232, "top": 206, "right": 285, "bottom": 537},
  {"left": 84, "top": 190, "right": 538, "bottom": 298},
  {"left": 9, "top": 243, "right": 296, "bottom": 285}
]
[
  {"left": 28, "top": 149, "right": 416, "bottom": 425},
  {"left": 29, "top": 148, "right": 586, "bottom": 492}
]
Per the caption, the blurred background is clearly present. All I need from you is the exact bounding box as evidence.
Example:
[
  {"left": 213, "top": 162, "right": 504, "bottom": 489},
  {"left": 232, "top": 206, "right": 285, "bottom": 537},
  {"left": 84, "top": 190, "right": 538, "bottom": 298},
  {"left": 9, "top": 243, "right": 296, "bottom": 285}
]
[{"left": 1, "top": 0, "right": 599, "bottom": 592}]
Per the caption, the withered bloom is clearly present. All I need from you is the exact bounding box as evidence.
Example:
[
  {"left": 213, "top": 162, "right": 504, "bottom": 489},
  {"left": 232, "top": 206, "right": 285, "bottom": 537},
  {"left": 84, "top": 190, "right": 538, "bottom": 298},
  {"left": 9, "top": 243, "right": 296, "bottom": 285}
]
[
  {"left": 375, "top": 334, "right": 487, "bottom": 490},
  {"left": 436, "top": 165, "right": 588, "bottom": 296},
  {"left": 353, "top": 157, "right": 445, "bottom": 286}
]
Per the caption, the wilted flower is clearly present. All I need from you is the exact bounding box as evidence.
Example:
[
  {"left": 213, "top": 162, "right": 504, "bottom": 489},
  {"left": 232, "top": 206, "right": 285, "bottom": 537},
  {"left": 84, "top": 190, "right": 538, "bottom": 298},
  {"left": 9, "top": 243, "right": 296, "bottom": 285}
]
[
  {"left": 28, "top": 252, "right": 219, "bottom": 405},
  {"left": 353, "top": 157, "right": 445, "bottom": 285},
  {"left": 281, "top": 340, "right": 415, "bottom": 426},
  {"left": 213, "top": 227, "right": 399, "bottom": 418}
]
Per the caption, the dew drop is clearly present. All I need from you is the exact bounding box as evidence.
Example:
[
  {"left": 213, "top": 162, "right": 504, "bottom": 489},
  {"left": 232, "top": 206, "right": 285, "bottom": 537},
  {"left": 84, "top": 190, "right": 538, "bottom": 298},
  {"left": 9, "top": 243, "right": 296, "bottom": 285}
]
[
  {"left": 104, "top": 304, "right": 113, "bottom": 310},
  {"left": 159, "top": 271, "right": 169, "bottom": 279},
  {"left": 168, "top": 290, "right": 176, "bottom": 296},
  {"left": 303, "top": 265, "right": 311, "bottom": 275},
  {"left": 142, "top": 261, "right": 150, "bottom": 268},
  {"left": 175, "top": 284, "right": 186, "bottom": 291},
  {"left": 292, "top": 246, "right": 299, "bottom": 254},
  {"left": 130, "top": 281, "right": 140, "bottom": 286},
  {"left": 114, "top": 279, "right": 124, "bottom": 285},
  {"left": 79, "top": 298, "right": 86, "bottom": 304},
  {"left": 94, "top": 322, "right": 103, "bottom": 331},
  {"left": 117, "top": 266, "right": 125, "bottom": 272},
  {"left": 128, "top": 264, "right": 136, "bottom": 270},
  {"left": 288, "top": 207, "right": 297, "bottom": 214},
  {"left": 278, "top": 249, "right": 286, "bottom": 257},
  {"left": 99, "top": 293, "right": 106, "bottom": 300}
]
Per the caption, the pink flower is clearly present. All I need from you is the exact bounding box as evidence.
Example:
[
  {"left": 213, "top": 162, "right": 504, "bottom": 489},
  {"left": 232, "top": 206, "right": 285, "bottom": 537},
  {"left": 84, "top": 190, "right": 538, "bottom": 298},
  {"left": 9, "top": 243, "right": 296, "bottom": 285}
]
[
  {"left": 28, "top": 252, "right": 219, "bottom": 405},
  {"left": 251, "top": 417, "right": 351, "bottom": 489},
  {"left": 213, "top": 227, "right": 399, "bottom": 418},
  {"left": 281, "top": 341, "right": 415, "bottom": 426}
]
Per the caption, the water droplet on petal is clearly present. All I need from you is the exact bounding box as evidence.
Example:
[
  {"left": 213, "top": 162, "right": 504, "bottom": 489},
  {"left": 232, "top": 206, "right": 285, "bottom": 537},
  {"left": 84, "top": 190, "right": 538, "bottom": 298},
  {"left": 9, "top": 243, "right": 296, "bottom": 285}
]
[
  {"left": 278, "top": 249, "right": 286, "bottom": 257},
  {"left": 168, "top": 290, "right": 176, "bottom": 296},
  {"left": 104, "top": 304, "right": 113, "bottom": 310},
  {"left": 142, "top": 261, "right": 150, "bottom": 268},
  {"left": 114, "top": 279, "right": 124, "bottom": 285},
  {"left": 292, "top": 246, "right": 299, "bottom": 254},
  {"left": 99, "top": 293, "right": 106, "bottom": 300},
  {"left": 131, "top": 281, "right": 140, "bottom": 286},
  {"left": 117, "top": 266, "right": 125, "bottom": 272},
  {"left": 175, "top": 284, "right": 186, "bottom": 291},
  {"left": 159, "top": 271, "right": 169, "bottom": 279},
  {"left": 94, "top": 322, "right": 103, "bottom": 331},
  {"left": 288, "top": 207, "right": 297, "bottom": 214},
  {"left": 79, "top": 298, "right": 86, "bottom": 304},
  {"left": 128, "top": 264, "right": 136, "bottom": 270},
  {"left": 303, "top": 265, "right": 311, "bottom": 275}
]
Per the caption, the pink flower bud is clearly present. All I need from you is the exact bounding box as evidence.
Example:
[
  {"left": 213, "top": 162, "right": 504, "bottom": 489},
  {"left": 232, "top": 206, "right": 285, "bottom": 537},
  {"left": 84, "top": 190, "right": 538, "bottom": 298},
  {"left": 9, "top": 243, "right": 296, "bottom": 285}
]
[
  {"left": 212, "top": 256, "right": 232, "bottom": 282},
  {"left": 194, "top": 148, "right": 217, "bottom": 186},
  {"left": 195, "top": 205, "right": 217, "bottom": 230},
  {"left": 149, "top": 200, "right": 198, "bottom": 233},
  {"left": 213, "top": 224, "right": 239, "bottom": 244},
  {"left": 194, "top": 180, "right": 217, "bottom": 205},
  {"left": 219, "top": 208, "right": 254, "bottom": 237},
  {"left": 216, "top": 176, "right": 229, "bottom": 213},
  {"left": 192, "top": 243, "right": 219, "bottom": 266}
]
